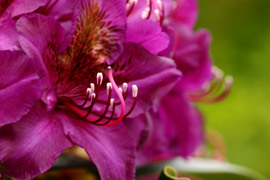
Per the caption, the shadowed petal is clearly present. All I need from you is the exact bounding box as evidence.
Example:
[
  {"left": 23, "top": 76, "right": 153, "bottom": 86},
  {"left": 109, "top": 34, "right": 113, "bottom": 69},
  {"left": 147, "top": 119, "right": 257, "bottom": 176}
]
[
  {"left": 136, "top": 92, "right": 203, "bottom": 163},
  {"left": 126, "top": 20, "right": 169, "bottom": 54},
  {"left": 134, "top": 111, "right": 169, "bottom": 165},
  {"left": 62, "top": 116, "right": 135, "bottom": 180},
  {"left": 112, "top": 43, "right": 182, "bottom": 117},
  {"left": 0, "top": 102, "right": 73, "bottom": 179},
  {"left": 0, "top": 51, "right": 42, "bottom": 126},
  {"left": 1, "top": 0, "right": 48, "bottom": 17},
  {"left": 16, "top": 14, "right": 66, "bottom": 94}
]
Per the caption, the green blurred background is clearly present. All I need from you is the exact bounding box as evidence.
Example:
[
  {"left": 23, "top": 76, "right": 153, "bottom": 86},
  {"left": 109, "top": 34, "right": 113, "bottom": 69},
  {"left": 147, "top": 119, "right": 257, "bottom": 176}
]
[{"left": 196, "top": 0, "right": 270, "bottom": 178}]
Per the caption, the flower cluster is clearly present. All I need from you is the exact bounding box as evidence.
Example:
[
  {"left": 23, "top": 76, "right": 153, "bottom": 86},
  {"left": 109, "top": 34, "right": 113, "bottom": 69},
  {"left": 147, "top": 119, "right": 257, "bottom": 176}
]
[{"left": 0, "top": 0, "right": 232, "bottom": 179}]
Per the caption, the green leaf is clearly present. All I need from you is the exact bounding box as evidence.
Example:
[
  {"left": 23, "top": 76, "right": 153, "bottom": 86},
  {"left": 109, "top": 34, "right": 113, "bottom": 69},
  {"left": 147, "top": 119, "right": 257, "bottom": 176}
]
[{"left": 137, "top": 158, "right": 268, "bottom": 180}]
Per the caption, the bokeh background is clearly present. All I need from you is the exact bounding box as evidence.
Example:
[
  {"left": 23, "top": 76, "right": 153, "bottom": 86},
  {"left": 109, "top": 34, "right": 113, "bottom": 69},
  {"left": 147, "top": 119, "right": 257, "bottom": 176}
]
[{"left": 196, "top": 0, "right": 270, "bottom": 178}]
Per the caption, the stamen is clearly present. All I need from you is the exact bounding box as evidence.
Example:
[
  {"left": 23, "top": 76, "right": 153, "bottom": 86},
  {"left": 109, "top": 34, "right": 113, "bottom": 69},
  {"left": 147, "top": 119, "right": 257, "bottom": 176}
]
[
  {"left": 141, "top": 0, "right": 164, "bottom": 24},
  {"left": 141, "top": 7, "right": 150, "bottom": 19},
  {"left": 132, "top": 85, "right": 138, "bottom": 98},
  {"left": 91, "top": 92, "right": 96, "bottom": 101},
  {"left": 90, "top": 83, "right": 95, "bottom": 92},
  {"left": 154, "top": 9, "right": 160, "bottom": 21},
  {"left": 97, "top": 72, "right": 103, "bottom": 85},
  {"left": 126, "top": 0, "right": 138, "bottom": 16},
  {"left": 86, "top": 88, "right": 92, "bottom": 97},
  {"left": 62, "top": 66, "right": 138, "bottom": 127},
  {"left": 123, "top": 82, "right": 128, "bottom": 93},
  {"left": 110, "top": 98, "right": 115, "bottom": 109},
  {"left": 119, "top": 87, "right": 123, "bottom": 94},
  {"left": 107, "top": 82, "right": 112, "bottom": 95},
  {"left": 188, "top": 66, "right": 233, "bottom": 103}
]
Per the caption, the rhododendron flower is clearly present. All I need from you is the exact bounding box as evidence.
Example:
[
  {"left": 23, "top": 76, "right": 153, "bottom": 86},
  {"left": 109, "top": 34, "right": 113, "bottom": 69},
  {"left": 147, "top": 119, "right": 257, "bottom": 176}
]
[{"left": 0, "top": 0, "right": 181, "bottom": 179}]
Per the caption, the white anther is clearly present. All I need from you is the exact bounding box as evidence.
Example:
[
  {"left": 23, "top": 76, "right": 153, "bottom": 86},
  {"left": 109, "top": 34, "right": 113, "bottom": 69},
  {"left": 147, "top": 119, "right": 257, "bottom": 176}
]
[
  {"left": 86, "top": 88, "right": 92, "bottom": 96},
  {"left": 107, "top": 82, "right": 112, "bottom": 95},
  {"left": 119, "top": 87, "right": 123, "bottom": 94},
  {"left": 90, "top": 83, "right": 95, "bottom": 92},
  {"left": 110, "top": 98, "right": 115, "bottom": 108},
  {"left": 156, "top": 0, "right": 163, "bottom": 10},
  {"left": 122, "top": 82, "right": 128, "bottom": 93},
  {"left": 141, "top": 7, "right": 150, "bottom": 19},
  {"left": 126, "top": 3, "right": 131, "bottom": 10},
  {"left": 154, "top": 9, "right": 160, "bottom": 21},
  {"left": 91, "top": 93, "right": 96, "bottom": 100},
  {"left": 132, "top": 85, "right": 138, "bottom": 98},
  {"left": 97, "top": 72, "right": 103, "bottom": 85},
  {"left": 132, "top": 0, "right": 138, "bottom": 4}
]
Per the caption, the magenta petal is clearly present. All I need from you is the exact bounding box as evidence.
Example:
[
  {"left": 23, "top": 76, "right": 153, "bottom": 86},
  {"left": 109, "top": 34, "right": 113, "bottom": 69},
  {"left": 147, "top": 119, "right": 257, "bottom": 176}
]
[
  {"left": 0, "top": 51, "right": 42, "bottom": 126},
  {"left": 36, "top": 0, "right": 76, "bottom": 45},
  {"left": 4, "top": 0, "right": 48, "bottom": 18},
  {"left": 159, "top": 92, "right": 203, "bottom": 157},
  {"left": 17, "top": 14, "right": 66, "bottom": 55},
  {"left": 170, "top": 0, "right": 198, "bottom": 28},
  {"left": 62, "top": 117, "right": 135, "bottom": 180},
  {"left": 135, "top": 110, "right": 169, "bottom": 165},
  {"left": 126, "top": 20, "right": 169, "bottom": 54},
  {"left": 113, "top": 43, "right": 182, "bottom": 117},
  {"left": 16, "top": 14, "right": 66, "bottom": 90},
  {"left": 0, "top": 16, "right": 19, "bottom": 50},
  {"left": 0, "top": 102, "right": 73, "bottom": 179}
]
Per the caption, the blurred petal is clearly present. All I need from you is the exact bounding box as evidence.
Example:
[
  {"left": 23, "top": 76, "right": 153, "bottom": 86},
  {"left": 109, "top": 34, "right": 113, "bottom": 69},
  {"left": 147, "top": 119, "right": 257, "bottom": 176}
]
[
  {"left": 62, "top": 117, "right": 135, "bottom": 180},
  {"left": 0, "top": 102, "right": 73, "bottom": 179},
  {"left": 136, "top": 110, "right": 169, "bottom": 165},
  {"left": 159, "top": 92, "right": 203, "bottom": 157},
  {"left": 170, "top": 0, "right": 198, "bottom": 28},
  {"left": 136, "top": 92, "right": 203, "bottom": 162},
  {"left": 0, "top": 51, "right": 42, "bottom": 126},
  {"left": 174, "top": 27, "right": 212, "bottom": 90},
  {"left": 162, "top": 25, "right": 212, "bottom": 91},
  {"left": 126, "top": 19, "right": 169, "bottom": 54}
]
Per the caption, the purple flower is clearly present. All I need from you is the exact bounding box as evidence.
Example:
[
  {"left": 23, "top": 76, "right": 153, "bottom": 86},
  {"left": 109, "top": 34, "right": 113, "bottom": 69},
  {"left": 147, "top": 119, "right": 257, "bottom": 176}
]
[{"left": 0, "top": 0, "right": 181, "bottom": 179}]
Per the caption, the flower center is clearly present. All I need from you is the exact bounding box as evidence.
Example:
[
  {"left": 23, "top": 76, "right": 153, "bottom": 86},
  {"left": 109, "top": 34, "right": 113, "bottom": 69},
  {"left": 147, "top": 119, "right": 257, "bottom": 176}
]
[{"left": 58, "top": 67, "right": 138, "bottom": 126}]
